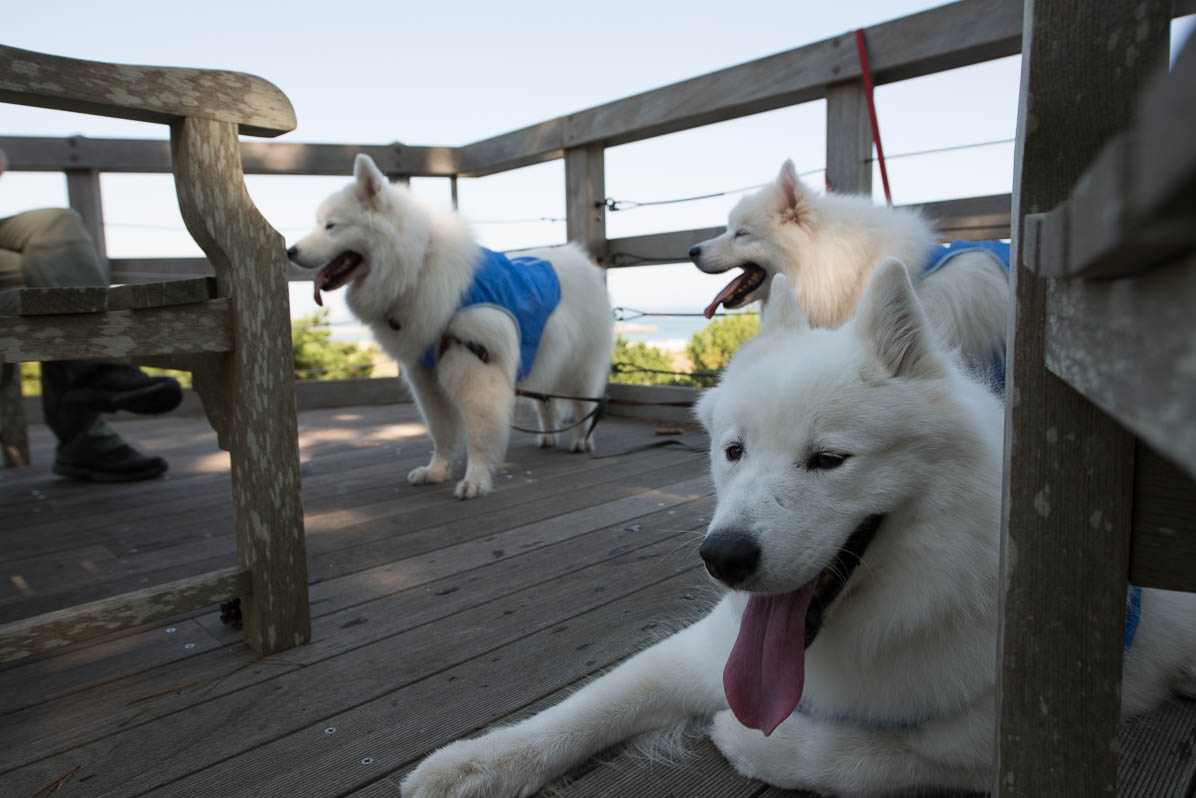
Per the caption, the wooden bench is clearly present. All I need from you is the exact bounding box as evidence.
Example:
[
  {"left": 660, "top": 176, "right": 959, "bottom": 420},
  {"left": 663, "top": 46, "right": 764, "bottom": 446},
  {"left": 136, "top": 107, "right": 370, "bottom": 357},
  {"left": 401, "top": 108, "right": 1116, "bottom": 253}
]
[
  {"left": 996, "top": 3, "right": 1196, "bottom": 794},
  {"left": 0, "top": 45, "right": 311, "bottom": 660}
]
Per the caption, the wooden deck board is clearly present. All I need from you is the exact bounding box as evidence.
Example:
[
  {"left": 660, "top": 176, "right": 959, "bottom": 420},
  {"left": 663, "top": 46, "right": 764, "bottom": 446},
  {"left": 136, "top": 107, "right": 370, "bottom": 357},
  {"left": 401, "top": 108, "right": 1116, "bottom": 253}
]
[{"left": 3, "top": 406, "right": 1194, "bottom": 796}]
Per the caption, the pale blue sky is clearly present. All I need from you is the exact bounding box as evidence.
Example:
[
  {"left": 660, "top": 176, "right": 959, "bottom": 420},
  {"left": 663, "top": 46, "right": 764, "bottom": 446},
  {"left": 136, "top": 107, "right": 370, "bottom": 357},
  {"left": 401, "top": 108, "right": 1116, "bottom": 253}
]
[{"left": 3, "top": 2, "right": 1193, "bottom": 340}]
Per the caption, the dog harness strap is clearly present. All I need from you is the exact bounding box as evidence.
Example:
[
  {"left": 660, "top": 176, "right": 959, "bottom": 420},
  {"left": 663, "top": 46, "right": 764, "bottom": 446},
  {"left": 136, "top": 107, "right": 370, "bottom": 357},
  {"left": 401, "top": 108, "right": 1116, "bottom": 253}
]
[
  {"left": 1124, "top": 584, "right": 1143, "bottom": 656},
  {"left": 419, "top": 248, "right": 562, "bottom": 380}
]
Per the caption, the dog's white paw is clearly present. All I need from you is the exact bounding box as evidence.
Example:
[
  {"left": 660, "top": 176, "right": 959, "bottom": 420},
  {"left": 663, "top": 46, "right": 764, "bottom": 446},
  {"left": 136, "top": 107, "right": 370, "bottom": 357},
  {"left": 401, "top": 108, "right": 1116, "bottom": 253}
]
[
  {"left": 408, "top": 462, "right": 449, "bottom": 485},
  {"left": 453, "top": 477, "right": 491, "bottom": 499},
  {"left": 536, "top": 432, "right": 558, "bottom": 449},
  {"left": 569, "top": 436, "right": 593, "bottom": 453},
  {"left": 401, "top": 733, "right": 547, "bottom": 798}
]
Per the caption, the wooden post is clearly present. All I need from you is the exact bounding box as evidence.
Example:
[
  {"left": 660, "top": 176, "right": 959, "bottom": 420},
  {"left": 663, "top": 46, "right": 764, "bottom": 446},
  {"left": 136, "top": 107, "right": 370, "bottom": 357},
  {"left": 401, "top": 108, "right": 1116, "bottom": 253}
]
[
  {"left": 450, "top": 175, "right": 459, "bottom": 210},
  {"left": 0, "top": 363, "right": 29, "bottom": 467},
  {"left": 824, "top": 81, "right": 873, "bottom": 196},
  {"left": 65, "top": 168, "right": 109, "bottom": 281},
  {"left": 171, "top": 116, "right": 311, "bottom": 656},
  {"left": 995, "top": 1, "right": 1170, "bottom": 794},
  {"left": 564, "top": 144, "right": 605, "bottom": 263}
]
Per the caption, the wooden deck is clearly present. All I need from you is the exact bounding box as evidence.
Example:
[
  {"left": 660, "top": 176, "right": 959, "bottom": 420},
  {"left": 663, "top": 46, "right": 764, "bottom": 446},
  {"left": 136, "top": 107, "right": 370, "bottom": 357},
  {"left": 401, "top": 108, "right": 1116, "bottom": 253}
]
[{"left": 2, "top": 404, "right": 1194, "bottom": 797}]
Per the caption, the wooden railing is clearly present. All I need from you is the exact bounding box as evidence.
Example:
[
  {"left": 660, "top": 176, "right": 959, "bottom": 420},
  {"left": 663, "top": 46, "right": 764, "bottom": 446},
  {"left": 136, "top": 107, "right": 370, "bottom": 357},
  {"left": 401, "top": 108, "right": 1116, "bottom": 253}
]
[{"left": 3, "top": 0, "right": 1192, "bottom": 406}]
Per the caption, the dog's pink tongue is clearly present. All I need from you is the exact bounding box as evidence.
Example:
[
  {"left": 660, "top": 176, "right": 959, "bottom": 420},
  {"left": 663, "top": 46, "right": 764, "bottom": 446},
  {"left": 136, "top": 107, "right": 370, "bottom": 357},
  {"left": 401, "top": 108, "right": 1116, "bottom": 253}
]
[
  {"left": 723, "top": 587, "right": 814, "bottom": 736},
  {"left": 703, "top": 274, "right": 747, "bottom": 319},
  {"left": 312, "top": 269, "right": 329, "bottom": 307}
]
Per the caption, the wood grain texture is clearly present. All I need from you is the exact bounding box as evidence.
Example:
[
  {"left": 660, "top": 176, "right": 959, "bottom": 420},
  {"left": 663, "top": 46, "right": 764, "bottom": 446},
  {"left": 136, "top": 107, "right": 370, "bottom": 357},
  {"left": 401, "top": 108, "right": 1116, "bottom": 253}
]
[
  {"left": 0, "top": 567, "right": 249, "bottom": 663},
  {"left": 825, "top": 81, "right": 873, "bottom": 195},
  {"left": 995, "top": 1, "right": 1170, "bottom": 795},
  {"left": 1044, "top": 251, "right": 1196, "bottom": 478},
  {"left": 0, "top": 278, "right": 216, "bottom": 316},
  {"left": 0, "top": 299, "right": 233, "bottom": 361},
  {"left": 0, "top": 361, "right": 29, "bottom": 467},
  {"left": 564, "top": 144, "right": 606, "bottom": 261},
  {"left": 1130, "top": 443, "right": 1196, "bottom": 592},
  {"left": 0, "top": 136, "right": 459, "bottom": 177},
  {"left": 171, "top": 116, "right": 311, "bottom": 655},
  {"left": 65, "top": 168, "right": 108, "bottom": 276},
  {"left": 457, "top": 0, "right": 1022, "bottom": 175},
  {"left": 0, "top": 45, "right": 295, "bottom": 137}
]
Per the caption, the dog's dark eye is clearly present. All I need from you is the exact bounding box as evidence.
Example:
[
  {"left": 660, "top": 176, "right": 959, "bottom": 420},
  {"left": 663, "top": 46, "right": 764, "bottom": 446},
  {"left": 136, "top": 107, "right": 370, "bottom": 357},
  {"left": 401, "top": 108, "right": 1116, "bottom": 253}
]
[
  {"left": 325, "top": 221, "right": 336, "bottom": 231},
  {"left": 807, "top": 452, "right": 848, "bottom": 470},
  {"left": 725, "top": 443, "right": 744, "bottom": 462},
  {"left": 734, "top": 229, "right": 749, "bottom": 238}
]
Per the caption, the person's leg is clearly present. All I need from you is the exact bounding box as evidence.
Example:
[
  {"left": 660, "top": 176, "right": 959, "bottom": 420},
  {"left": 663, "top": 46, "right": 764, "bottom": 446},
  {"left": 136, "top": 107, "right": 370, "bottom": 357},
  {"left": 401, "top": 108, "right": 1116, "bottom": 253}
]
[{"left": 0, "top": 209, "right": 176, "bottom": 481}]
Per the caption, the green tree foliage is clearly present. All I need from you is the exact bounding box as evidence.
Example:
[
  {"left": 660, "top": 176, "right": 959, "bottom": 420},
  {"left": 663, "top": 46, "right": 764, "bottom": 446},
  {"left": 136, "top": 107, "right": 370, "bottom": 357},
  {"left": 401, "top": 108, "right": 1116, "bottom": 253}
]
[
  {"left": 609, "top": 334, "right": 688, "bottom": 386},
  {"left": 292, "top": 308, "right": 377, "bottom": 380},
  {"left": 685, "top": 312, "right": 760, "bottom": 387}
]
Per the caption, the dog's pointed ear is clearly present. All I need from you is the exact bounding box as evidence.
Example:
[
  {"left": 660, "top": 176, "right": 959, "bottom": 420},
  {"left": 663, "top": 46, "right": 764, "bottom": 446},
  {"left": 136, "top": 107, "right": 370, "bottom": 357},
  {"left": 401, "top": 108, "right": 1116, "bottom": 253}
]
[
  {"left": 761, "top": 273, "right": 808, "bottom": 334},
  {"left": 856, "top": 259, "right": 946, "bottom": 380},
  {"left": 354, "top": 154, "right": 387, "bottom": 205},
  {"left": 695, "top": 386, "right": 719, "bottom": 432},
  {"left": 776, "top": 159, "right": 806, "bottom": 219}
]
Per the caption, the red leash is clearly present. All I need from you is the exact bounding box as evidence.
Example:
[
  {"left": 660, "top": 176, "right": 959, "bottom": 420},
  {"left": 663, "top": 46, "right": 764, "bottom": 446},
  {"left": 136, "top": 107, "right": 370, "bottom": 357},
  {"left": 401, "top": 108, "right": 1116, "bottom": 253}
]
[{"left": 853, "top": 28, "right": 892, "bottom": 205}]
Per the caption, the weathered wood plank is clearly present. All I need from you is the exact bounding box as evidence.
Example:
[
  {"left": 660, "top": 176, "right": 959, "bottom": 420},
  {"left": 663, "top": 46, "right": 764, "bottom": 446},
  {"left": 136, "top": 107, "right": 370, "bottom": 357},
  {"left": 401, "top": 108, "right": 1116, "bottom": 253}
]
[
  {"left": 1132, "top": 30, "right": 1196, "bottom": 220},
  {"left": 0, "top": 361, "right": 29, "bottom": 467},
  {"left": 1044, "top": 250, "right": 1196, "bottom": 480},
  {"left": 0, "top": 299, "right": 234, "bottom": 361},
  {"left": 825, "top": 80, "right": 873, "bottom": 195},
  {"left": 458, "top": 0, "right": 1023, "bottom": 175},
  {"left": 65, "top": 168, "right": 108, "bottom": 277},
  {"left": 0, "top": 136, "right": 459, "bottom": 177},
  {"left": 994, "top": 1, "right": 1170, "bottom": 795},
  {"left": 0, "top": 567, "right": 248, "bottom": 663},
  {"left": 171, "top": 116, "right": 310, "bottom": 655},
  {"left": 1129, "top": 444, "right": 1196, "bottom": 592},
  {"left": 565, "top": 144, "right": 606, "bottom": 262},
  {"left": 0, "top": 45, "right": 295, "bottom": 138},
  {"left": 0, "top": 278, "right": 216, "bottom": 316}
]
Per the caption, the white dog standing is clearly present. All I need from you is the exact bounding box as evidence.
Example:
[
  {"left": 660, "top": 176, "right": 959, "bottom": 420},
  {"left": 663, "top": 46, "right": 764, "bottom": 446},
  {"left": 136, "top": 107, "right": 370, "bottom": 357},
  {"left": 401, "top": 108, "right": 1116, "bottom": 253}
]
[
  {"left": 401, "top": 268, "right": 1196, "bottom": 796},
  {"left": 691, "top": 160, "right": 1011, "bottom": 390},
  {"left": 289, "top": 154, "right": 613, "bottom": 499}
]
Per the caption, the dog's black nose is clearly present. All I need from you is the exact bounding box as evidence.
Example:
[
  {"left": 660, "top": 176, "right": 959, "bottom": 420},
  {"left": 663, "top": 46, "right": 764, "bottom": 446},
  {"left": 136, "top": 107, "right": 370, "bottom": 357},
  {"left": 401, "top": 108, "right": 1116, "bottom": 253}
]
[
  {"left": 688, "top": 245, "right": 702, "bottom": 262},
  {"left": 699, "top": 532, "right": 760, "bottom": 587},
  {"left": 286, "top": 245, "right": 298, "bottom": 260}
]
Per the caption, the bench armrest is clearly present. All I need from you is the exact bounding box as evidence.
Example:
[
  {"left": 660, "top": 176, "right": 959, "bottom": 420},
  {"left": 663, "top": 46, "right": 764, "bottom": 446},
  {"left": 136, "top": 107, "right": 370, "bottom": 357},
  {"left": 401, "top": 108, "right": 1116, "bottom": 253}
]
[{"left": 0, "top": 45, "right": 295, "bottom": 138}]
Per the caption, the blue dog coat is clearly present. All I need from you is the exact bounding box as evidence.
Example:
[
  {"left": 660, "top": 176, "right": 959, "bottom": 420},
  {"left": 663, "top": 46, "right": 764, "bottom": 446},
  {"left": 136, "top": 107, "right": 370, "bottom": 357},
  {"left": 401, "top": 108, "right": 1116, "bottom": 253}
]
[
  {"left": 419, "top": 248, "right": 562, "bottom": 381},
  {"left": 920, "top": 239, "right": 1011, "bottom": 394}
]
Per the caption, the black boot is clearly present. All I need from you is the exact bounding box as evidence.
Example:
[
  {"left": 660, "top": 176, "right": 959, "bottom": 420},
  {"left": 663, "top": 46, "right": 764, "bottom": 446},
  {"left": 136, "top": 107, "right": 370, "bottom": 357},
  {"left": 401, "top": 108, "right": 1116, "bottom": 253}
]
[
  {"left": 62, "top": 364, "right": 182, "bottom": 415},
  {"left": 52, "top": 421, "right": 169, "bottom": 482}
]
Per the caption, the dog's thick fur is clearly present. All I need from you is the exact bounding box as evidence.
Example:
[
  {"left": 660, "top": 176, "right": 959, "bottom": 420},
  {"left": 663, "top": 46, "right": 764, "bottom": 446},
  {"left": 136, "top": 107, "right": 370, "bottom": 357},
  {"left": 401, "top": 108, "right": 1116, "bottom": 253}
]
[
  {"left": 289, "top": 155, "right": 612, "bottom": 499},
  {"left": 401, "top": 268, "right": 1196, "bottom": 796},
  {"left": 692, "top": 161, "right": 1010, "bottom": 378}
]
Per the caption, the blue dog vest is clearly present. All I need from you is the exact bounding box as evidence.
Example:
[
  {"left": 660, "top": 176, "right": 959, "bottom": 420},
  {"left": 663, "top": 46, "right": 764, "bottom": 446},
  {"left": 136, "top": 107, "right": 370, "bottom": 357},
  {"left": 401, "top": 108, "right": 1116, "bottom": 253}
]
[
  {"left": 921, "top": 239, "right": 1011, "bottom": 394},
  {"left": 419, "top": 248, "right": 561, "bottom": 381}
]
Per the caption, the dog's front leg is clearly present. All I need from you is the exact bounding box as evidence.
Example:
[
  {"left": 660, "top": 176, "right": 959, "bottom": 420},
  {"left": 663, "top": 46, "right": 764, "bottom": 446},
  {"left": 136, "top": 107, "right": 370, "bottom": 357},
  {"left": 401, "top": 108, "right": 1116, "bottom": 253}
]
[
  {"left": 709, "top": 700, "right": 991, "bottom": 795},
  {"left": 401, "top": 596, "right": 739, "bottom": 798},
  {"left": 403, "top": 364, "right": 461, "bottom": 485}
]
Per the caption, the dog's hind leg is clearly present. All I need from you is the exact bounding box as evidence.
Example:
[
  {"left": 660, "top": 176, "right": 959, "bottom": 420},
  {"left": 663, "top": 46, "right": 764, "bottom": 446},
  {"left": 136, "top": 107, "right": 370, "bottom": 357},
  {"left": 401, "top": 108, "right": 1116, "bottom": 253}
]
[
  {"left": 533, "top": 399, "right": 558, "bottom": 449},
  {"left": 437, "top": 306, "right": 520, "bottom": 500},
  {"left": 401, "top": 595, "right": 740, "bottom": 798},
  {"left": 403, "top": 364, "right": 462, "bottom": 486}
]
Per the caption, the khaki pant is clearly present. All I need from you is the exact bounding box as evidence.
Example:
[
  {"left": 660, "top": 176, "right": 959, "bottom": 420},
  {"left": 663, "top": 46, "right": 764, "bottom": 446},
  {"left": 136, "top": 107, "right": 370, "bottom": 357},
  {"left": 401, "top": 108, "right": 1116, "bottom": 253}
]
[{"left": 0, "top": 208, "right": 121, "bottom": 456}]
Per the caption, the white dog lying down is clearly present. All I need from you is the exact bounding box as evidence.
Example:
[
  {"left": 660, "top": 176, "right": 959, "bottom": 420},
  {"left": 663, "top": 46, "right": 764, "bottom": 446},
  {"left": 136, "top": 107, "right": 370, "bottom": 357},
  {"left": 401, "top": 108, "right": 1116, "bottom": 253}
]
[
  {"left": 289, "top": 155, "right": 612, "bottom": 499},
  {"left": 402, "top": 267, "right": 1196, "bottom": 796},
  {"left": 691, "top": 160, "right": 1010, "bottom": 390}
]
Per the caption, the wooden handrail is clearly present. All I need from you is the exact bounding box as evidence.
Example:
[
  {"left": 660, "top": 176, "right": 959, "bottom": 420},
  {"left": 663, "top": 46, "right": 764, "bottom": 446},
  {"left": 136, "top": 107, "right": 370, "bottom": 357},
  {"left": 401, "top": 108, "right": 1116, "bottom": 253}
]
[{"left": 0, "top": 45, "right": 295, "bottom": 137}]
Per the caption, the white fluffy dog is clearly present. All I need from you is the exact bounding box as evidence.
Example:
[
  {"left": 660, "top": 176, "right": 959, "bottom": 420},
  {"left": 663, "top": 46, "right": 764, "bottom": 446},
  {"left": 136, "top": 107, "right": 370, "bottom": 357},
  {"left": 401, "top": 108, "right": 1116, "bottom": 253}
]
[
  {"left": 401, "top": 267, "right": 1196, "bottom": 796},
  {"left": 691, "top": 160, "right": 1011, "bottom": 385},
  {"left": 289, "top": 155, "right": 613, "bottom": 499}
]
